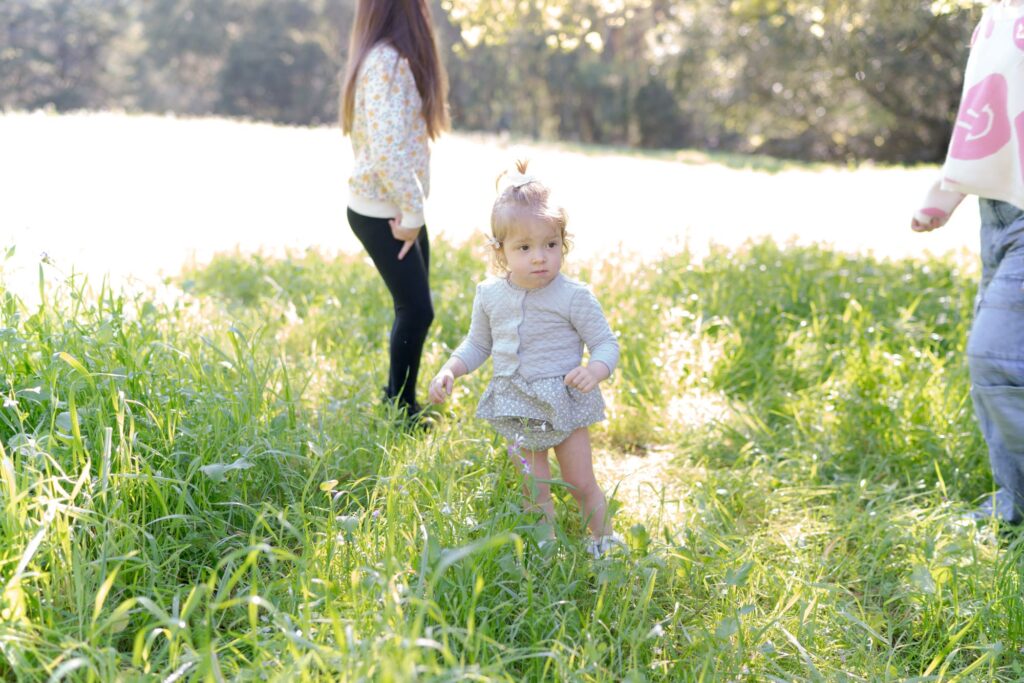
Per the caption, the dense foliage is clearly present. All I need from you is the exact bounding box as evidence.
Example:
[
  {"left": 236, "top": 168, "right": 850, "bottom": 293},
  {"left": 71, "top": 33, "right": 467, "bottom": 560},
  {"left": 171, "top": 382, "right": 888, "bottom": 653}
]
[{"left": 0, "top": 0, "right": 984, "bottom": 161}]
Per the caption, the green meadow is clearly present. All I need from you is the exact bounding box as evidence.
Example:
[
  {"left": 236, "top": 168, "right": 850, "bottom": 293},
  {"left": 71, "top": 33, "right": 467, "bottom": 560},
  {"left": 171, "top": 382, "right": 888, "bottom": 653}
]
[{"left": 0, "top": 238, "right": 1020, "bottom": 681}]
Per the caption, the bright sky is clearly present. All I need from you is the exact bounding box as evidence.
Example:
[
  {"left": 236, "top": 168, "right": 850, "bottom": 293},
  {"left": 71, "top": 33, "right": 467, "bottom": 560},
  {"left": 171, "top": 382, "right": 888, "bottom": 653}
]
[{"left": 0, "top": 112, "right": 979, "bottom": 305}]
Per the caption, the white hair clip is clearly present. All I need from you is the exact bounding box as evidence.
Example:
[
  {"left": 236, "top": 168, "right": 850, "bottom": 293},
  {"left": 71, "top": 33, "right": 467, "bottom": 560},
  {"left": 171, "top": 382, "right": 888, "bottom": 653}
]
[
  {"left": 505, "top": 170, "right": 536, "bottom": 189},
  {"left": 486, "top": 235, "right": 502, "bottom": 249}
]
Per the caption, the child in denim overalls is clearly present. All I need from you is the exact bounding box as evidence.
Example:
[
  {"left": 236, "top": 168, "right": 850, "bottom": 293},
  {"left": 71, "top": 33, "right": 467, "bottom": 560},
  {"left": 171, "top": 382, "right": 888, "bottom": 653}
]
[{"left": 913, "top": 0, "right": 1024, "bottom": 523}]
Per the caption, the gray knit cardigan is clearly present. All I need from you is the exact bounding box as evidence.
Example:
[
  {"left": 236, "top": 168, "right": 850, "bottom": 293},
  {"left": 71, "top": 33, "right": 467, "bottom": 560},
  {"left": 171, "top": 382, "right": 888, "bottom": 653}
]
[{"left": 451, "top": 274, "right": 620, "bottom": 382}]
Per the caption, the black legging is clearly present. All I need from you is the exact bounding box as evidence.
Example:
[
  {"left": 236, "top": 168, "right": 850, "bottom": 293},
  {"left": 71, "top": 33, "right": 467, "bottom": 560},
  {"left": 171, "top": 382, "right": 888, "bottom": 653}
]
[{"left": 348, "top": 208, "right": 433, "bottom": 411}]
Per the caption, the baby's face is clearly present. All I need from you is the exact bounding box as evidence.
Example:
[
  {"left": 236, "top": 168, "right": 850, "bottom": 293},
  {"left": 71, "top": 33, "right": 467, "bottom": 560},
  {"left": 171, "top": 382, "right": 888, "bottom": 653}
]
[{"left": 502, "top": 221, "right": 563, "bottom": 289}]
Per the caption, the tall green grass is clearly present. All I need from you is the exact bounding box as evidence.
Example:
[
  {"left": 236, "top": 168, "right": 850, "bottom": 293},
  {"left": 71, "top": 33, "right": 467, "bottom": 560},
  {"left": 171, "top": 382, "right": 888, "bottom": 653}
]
[{"left": 0, "top": 240, "right": 1020, "bottom": 681}]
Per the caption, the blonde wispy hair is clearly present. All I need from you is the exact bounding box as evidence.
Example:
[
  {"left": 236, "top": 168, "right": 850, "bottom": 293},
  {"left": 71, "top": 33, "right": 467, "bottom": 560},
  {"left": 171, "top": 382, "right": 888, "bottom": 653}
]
[{"left": 488, "top": 159, "right": 572, "bottom": 272}]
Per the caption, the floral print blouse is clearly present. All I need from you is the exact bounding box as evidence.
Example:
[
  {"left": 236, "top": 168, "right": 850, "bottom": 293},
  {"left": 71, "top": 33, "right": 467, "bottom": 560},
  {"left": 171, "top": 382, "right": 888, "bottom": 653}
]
[{"left": 347, "top": 42, "right": 431, "bottom": 229}]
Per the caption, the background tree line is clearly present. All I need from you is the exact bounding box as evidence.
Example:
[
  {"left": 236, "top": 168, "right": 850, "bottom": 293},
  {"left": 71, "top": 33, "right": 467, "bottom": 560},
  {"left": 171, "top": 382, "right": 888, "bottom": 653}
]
[{"left": 0, "top": 0, "right": 983, "bottom": 162}]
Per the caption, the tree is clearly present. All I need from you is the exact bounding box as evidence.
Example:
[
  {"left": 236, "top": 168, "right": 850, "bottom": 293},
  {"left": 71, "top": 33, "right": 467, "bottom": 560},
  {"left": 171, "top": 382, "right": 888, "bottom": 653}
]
[
  {"left": 218, "top": 0, "right": 347, "bottom": 125},
  {"left": 0, "top": 0, "right": 990, "bottom": 162},
  {"left": 0, "top": 0, "right": 129, "bottom": 111}
]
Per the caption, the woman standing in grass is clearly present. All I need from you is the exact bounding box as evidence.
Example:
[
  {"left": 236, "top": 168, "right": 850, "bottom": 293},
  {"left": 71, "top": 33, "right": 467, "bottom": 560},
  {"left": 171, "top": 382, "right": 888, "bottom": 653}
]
[
  {"left": 913, "top": 0, "right": 1024, "bottom": 523},
  {"left": 428, "top": 161, "right": 623, "bottom": 557},
  {"left": 340, "top": 0, "right": 449, "bottom": 420}
]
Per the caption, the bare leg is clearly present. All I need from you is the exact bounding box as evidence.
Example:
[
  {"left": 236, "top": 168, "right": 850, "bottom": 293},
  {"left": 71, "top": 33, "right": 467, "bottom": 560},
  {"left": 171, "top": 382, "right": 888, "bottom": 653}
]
[
  {"left": 553, "top": 428, "right": 611, "bottom": 538},
  {"left": 511, "top": 446, "right": 555, "bottom": 526}
]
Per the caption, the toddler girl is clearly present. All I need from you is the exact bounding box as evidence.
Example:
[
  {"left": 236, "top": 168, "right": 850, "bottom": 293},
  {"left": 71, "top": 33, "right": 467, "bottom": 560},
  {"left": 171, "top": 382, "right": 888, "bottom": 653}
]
[
  {"left": 429, "top": 160, "right": 623, "bottom": 556},
  {"left": 913, "top": 0, "right": 1024, "bottom": 523}
]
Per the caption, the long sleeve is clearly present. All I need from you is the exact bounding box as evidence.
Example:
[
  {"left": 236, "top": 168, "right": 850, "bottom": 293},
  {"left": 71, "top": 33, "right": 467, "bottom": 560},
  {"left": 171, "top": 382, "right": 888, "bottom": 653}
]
[
  {"left": 569, "top": 288, "right": 619, "bottom": 374},
  {"left": 360, "top": 50, "right": 428, "bottom": 228},
  {"left": 451, "top": 285, "right": 493, "bottom": 374},
  {"left": 915, "top": 177, "right": 966, "bottom": 224}
]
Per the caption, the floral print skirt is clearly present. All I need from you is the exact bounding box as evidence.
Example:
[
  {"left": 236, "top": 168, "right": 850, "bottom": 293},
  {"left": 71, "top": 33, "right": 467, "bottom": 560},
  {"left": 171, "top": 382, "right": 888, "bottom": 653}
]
[{"left": 477, "top": 373, "right": 607, "bottom": 451}]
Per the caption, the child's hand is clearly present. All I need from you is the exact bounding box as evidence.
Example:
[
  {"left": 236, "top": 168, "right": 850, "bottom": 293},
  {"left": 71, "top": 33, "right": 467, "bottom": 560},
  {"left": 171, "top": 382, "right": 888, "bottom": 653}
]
[
  {"left": 389, "top": 214, "right": 422, "bottom": 261},
  {"left": 429, "top": 369, "right": 456, "bottom": 403},
  {"left": 564, "top": 365, "right": 601, "bottom": 393},
  {"left": 911, "top": 213, "right": 948, "bottom": 233},
  {"left": 912, "top": 181, "right": 964, "bottom": 233}
]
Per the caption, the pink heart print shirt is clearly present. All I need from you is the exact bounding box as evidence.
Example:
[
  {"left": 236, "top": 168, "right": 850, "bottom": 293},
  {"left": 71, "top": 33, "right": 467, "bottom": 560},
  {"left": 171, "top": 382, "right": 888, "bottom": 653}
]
[{"left": 917, "top": 3, "right": 1024, "bottom": 221}]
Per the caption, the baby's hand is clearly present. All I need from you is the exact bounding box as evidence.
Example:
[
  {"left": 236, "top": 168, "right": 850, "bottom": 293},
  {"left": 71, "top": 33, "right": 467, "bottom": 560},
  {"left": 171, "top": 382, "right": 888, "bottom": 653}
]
[
  {"left": 564, "top": 365, "right": 600, "bottom": 393},
  {"left": 429, "top": 369, "right": 455, "bottom": 404}
]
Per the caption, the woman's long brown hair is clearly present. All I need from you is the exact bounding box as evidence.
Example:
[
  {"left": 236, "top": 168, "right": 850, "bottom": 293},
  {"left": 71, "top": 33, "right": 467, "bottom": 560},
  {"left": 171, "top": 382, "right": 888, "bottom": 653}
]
[{"left": 340, "top": 0, "right": 450, "bottom": 139}]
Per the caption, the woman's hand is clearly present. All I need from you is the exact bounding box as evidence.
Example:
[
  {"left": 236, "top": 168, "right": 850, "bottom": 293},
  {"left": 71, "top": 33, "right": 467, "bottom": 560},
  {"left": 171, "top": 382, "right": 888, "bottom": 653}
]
[
  {"left": 564, "top": 365, "right": 602, "bottom": 393},
  {"left": 429, "top": 368, "right": 456, "bottom": 403},
  {"left": 389, "top": 216, "right": 422, "bottom": 260}
]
